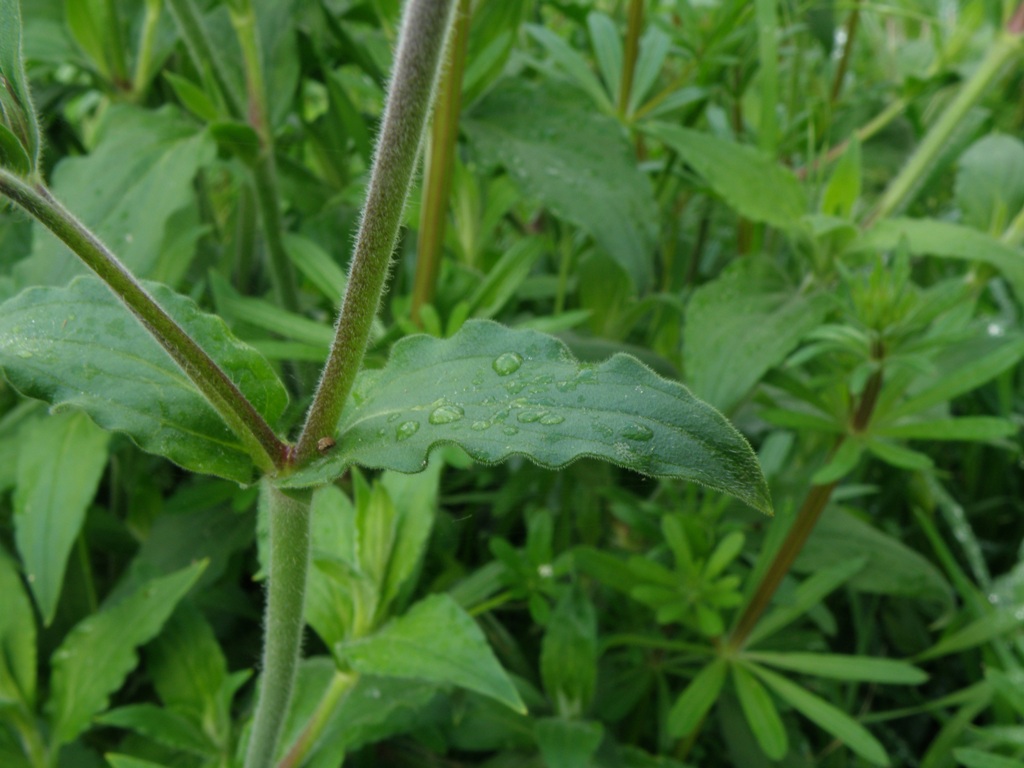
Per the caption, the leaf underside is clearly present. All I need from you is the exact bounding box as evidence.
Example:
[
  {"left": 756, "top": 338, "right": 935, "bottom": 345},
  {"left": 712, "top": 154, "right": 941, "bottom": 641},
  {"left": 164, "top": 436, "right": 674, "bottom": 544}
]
[{"left": 282, "top": 321, "right": 771, "bottom": 515}]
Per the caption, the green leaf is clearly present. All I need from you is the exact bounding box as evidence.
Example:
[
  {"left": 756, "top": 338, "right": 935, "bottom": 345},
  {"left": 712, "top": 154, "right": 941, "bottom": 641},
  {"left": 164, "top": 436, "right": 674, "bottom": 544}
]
[
  {"left": 47, "top": 561, "right": 206, "bottom": 745},
  {"left": 916, "top": 608, "right": 1024, "bottom": 662},
  {"left": 684, "top": 256, "right": 832, "bottom": 412},
  {"left": 14, "top": 411, "right": 109, "bottom": 625},
  {"left": 666, "top": 658, "right": 727, "bottom": 738},
  {"left": 821, "top": 138, "right": 862, "bottom": 219},
  {"left": 0, "top": 0, "right": 40, "bottom": 169},
  {"left": 587, "top": 12, "right": 621, "bottom": 100},
  {"left": 751, "top": 663, "right": 890, "bottom": 766},
  {"left": 874, "top": 417, "right": 1018, "bottom": 441},
  {"left": 534, "top": 718, "right": 605, "bottom": 768},
  {"left": 541, "top": 586, "right": 598, "bottom": 717},
  {"left": 0, "top": 548, "right": 36, "bottom": 707},
  {"left": 464, "top": 80, "right": 657, "bottom": 290},
  {"left": 955, "top": 134, "right": 1024, "bottom": 232},
  {"left": 954, "top": 749, "right": 1024, "bottom": 768},
  {"left": 746, "top": 652, "right": 927, "bottom": 684},
  {"left": 811, "top": 439, "right": 864, "bottom": 484},
  {"left": 0, "top": 276, "right": 288, "bottom": 484},
  {"left": 865, "top": 438, "right": 934, "bottom": 471},
  {"left": 467, "top": 237, "right": 545, "bottom": 320},
  {"left": 105, "top": 756, "right": 172, "bottom": 768},
  {"left": 855, "top": 219, "right": 1024, "bottom": 302},
  {"left": 732, "top": 662, "right": 787, "bottom": 760},
  {"left": 526, "top": 25, "right": 613, "bottom": 111},
  {"left": 15, "top": 105, "right": 215, "bottom": 287},
  {"left": 642, "top": 123, "right": 806, "bottom": 230},
  {"left": 281, "top": 321, "right": 771, "bottom": 515},
  {"left": 163, "top": 72, "right": 220, "bottom": 122},
  {"left": 96, "top": 704, "right": 216, "bottom": 756},
  {"left": 336, "top": 593, "right": 525, "bottom": 713}
]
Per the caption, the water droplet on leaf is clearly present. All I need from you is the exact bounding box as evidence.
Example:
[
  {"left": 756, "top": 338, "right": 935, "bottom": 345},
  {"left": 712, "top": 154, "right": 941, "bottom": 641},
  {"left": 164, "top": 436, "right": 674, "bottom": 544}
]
[
  {"left": 396, "top": 421, "right": 420, "bottom": 441},
  {"left": 623, "top": 423, "right": 654, "bottom": 442},
  {"left": 492, "top": 352, "right": 523, "bottom": 376},
  {"left": 539, "top": 413, "right": 565, "bottom": 425},
  {"left": 503, "top": 426, "right": 519, "bottom": 436},
  {"left": 428, "top": 404, "right": 465, "bottom": 425}
]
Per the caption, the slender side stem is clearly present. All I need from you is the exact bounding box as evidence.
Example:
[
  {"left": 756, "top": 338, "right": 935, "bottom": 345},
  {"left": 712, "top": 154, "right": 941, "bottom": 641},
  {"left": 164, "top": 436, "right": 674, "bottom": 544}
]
[
  {"left": 245, "top": 486, "right": 312, "bottom": 768},
  {"left": 295, "top": 0, "right": 458, "bottom": 464},
  {"left": 166, "top": 0, "right": 246, "bottom": 118},
  {"left": 794, "top": 97, "right": 906, "bottom": 180},
  {"left": 411, "top": 0, "right": 471, "bottom": 325},
  {"left": 864, "top": 29, "right": 1023, "bottom": 227},
  {"left": 618, "top": 0, "right": 644, "bottom": 116},
  {"left": 830, "top": 0, "right": 861, "bottom": 105},
  {"left": 755, "top": 0, "right": 779, "bottom": 154},
  {"left": 276, "top": 670, "right": 359, "bottom": 768},
  {"left": 131, "top": 0, "right": 163, "bottom": 98},
  {"left": 0, "top": 169, "right": 286, "bottom": 472}
]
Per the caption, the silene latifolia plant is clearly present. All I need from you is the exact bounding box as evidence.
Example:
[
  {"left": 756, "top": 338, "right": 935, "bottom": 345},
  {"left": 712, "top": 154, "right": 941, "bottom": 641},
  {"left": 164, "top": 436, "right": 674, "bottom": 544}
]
[{"left": 0, "top": 1, "right": 771, "bottom": 766}]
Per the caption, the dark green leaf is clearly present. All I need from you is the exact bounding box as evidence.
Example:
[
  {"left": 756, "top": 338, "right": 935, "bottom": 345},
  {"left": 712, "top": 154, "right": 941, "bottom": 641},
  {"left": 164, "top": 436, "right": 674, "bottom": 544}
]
[
  {"left": 667, "top": 658, "right": 727, "bottom": 738},
  {"left": 336, "top": 593, "right": 525, "bottom": 712},
  {"left": 47, "top": 562, "right": 206, "bottom": 744},
  {"left": 642, "top": 123, "right": 806, "bottom": 230},
  {"left": 96, "top": 704, "right": 216, "bottom": 756},
  {"left": 541, "top": 586, "right": 598, "bottom": 717},
  {"left": 0, "top": 548, "right": 35, "bottom": 707},
  {"left": 0, "top": 277, "right": 288, "bottom": 483},
  {"left": 746, "top": 652, "right": 927, "bottom": 684},
  {"left": 732, "top": 662, "right": 787, "bottom": 760},
  {"left": 685, "top": 256, "right": 831, "bottom": 412},
  {"left": 0, "top": 0, "right": 40, "bottom": 168},
  {"left": 954, "top": 749, "right": 1024, "bottom": 768},
  {"left": 751, "top": 663, "right": 889, "bottom": 766},
  {"left": 874, "top": 417, "right": 1018, "bottom": 441},
  {"left": 534, "top": 718, "right": 604, "bottom": 768},
  {"left": 917, "top": 608, "right": 1024, "bottom": 662},
  {"left": 464, "top": 80, "right": 657, "bottom": 290},
  {"left": 282, "top": 321, "right": 771, "bottom": 515},
  {"left": 105, "top": 756, "right": 172, "bottom": 768}
]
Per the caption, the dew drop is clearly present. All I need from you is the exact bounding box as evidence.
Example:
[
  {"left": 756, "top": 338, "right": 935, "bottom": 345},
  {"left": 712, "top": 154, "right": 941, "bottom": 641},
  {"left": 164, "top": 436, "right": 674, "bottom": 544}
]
[
  {"left": 16, "top": 350, "right": 32, "bottom": 359},
  {"left": 517, "top": 410, "right": 545, "bottom": 423},
  {"left": 428, "top": 404, "right": 465, "bottom": 425},
  {"left": 503, "top": 426, "right": 519, "bottom": 436},
  {"left": 505, "top": 380, "right": 527, "bottom": 395},
  {"left": 471, "top": 420, "right": 491, "bottom": 431},
  {"left": 492, "top": 352, "right": 523, "bottom": 376},
  {"left": 539, "top": 413, "right": 565, "bottom": 425},
  {"left": 623, "top": 423, "right": 654, "bottom": 442},
  {"left": 387, "top": 413, "right": 402, "bottom": 423},
  {"left": 396, "top": 421, "right": 420, "bottom": 441}
]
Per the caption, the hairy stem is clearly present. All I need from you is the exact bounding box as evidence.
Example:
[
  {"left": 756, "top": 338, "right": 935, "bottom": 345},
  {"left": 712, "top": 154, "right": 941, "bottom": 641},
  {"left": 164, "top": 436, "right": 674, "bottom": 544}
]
[
  {"left": 295, "top": 0, "right": 457, "bottom": 465},
  {"left": 0, "top": 169, "right": 286, "bottom": 472},
  {"left": 245, "top": 486, "right": 312, "bottom": 768},
  {"left": 411, "top": 0, "right": 471, "bottom": 325}
]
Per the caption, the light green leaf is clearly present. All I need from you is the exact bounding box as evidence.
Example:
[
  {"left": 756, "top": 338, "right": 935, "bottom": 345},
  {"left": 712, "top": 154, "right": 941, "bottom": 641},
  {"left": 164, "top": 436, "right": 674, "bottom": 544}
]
[
  {"left": 917, "top": 608, "right": 1024, "bottom": 662},
  {"left": 0, "top": 0, "right": 40, "bottom": 168},
  {"left": 526, "top": 25, "right": 612, "bottom": 111},
  {"left": 667, "top": 658, "right": 727, "bottom": 738},
  {"left": 0, "top": 277, "right": 288, "bottom": 484},
  {"left": 855, "top": 219, "right": 1024, "bottom": 302},
  {"left": 630, "top": 26, "right": 671, "bottom": 113},
  {"left": 643, "top": 123, "right": 806, "bottom": 229},
  {"left": 955, "top": 134, "right": 1024, "bottom": 232},
  {"left": 685, "top": 256, "right": 831, "bottom": 413},
  {"left": 105, "top": 756, "right": 172, "bottom": 768},
  {"left": 465, "top": 80, "right": 657, "bottom": 290},
  {"left": 47, "top": 562, "right": 206, "bottom": 745},
  {"left": 587, "top": 12, "right": 621, "bottom": 99},
  {"left": 822, "top": 138, "right": 862, "bottom": 218},
  {"left": 751, "top": 663, "right": 890, "bottom": 766},
  {"left": 336, "top": 593, "right": 524, "bottom": 713},
  {"left": 747, "top": 652, "right": 927, "bottom": 684},
  {"left": 0, "top": 549, "right": 36, "bottom": 707},
  {"left": 96, "top": 704, "right": 216, "bottom": 756},
  {"left": 15, "top": 105, "right": 215, "bottom": 287},
  {"left": 14, "top": 411, "right": 109, "bottom": 625},
  {"left": 811, "top": 439, "right": 864, "bottom": 484},
  {"left": 874, "top": 417, "right": 1018, "bottom": 441},
  {"left": 541, "top": 586, "right": 598, "bottom": 718},
  {"left": 866, "top": 439, "right": 934, "bottom": 471},
  {"left": 954, "top": 748, "right": 1024, "bottom": 768},
  {"left": 534, "top": 718, "right": 604, "bottom": 768},
  {"left": 281, "top": 321, "right": 771, "bottom": 515},
  {"left": 732, "top": 662, "right": 787, "bottom": 760},
  {"left": 467, "top": 238, "right": 545, "bottom": 320}
]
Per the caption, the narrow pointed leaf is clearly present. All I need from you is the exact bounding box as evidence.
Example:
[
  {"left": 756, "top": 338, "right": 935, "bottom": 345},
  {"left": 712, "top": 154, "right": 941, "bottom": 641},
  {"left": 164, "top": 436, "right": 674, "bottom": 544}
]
[
  {"left": 874, "top": 417, "right": 1018, "bottom": 441},
  {"left": 336, "top": 593, "right": 524, "bottom": 713},
  {"left": 667, "top": 658, "right": 727, "bottom": 738},
  {"left": 281, "top": 321, "right": 770, "bottom": 515},
  {"left": 746, "top": 652, "right": 927, "bottom": 684},
  {"left": 14, "top": 411, "right": 109, "bottom": 625},
  {"left": 0, "top": 549, "right": 36, "bottom": 707},
  {"left": 732, "top": 662, "right": 787, "bottom": 760},
  {"left": 47, "top": 561, "right": 206, "bottom": 745},
  {"left": 751, "top": 664, "right": 889, "bottom": 766},
  {"left": 0, "top": 277, "right": 288, "bottom": 483}
]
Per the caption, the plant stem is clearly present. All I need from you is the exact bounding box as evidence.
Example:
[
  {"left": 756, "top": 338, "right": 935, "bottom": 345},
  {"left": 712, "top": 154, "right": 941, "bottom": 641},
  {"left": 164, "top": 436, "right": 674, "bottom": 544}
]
[
  {"left": 411, "top": 0, "right": 471, "bottom": 325},
  {"left": 166, "top": 0, "right": 245, "bottom": 118},
  {"left": 830, "top": 0, "right": 861, "bottom": 105},
  {"left": 618, "top": 0, "right": 644, "bottom": 116},
  {"left": 295, "top": 0, "right": 457, "bottom": 465},
  {"left": 864, "top": 28, "right": 1023, "bottom": 227},
  {"left": 0, "top": 169, "right": 286, "bottom": 472},
  {"left": 245, "top": 485, "right": 312, "bottom": 768},
  {"left": 755, "top": 0, "right": 779, "bottom": 154},
  {"left": 276, "top": 670, "right": 359, "bottom": 768}
]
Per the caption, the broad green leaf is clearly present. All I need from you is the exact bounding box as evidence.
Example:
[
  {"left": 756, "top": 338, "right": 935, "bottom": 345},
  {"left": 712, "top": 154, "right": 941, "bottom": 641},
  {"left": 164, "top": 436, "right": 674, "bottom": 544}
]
[
  {"left": 0, "top": 277, "right": 288, "bottom": 484},
  {"left": 14, "top": 411, "right": 109, "bottom": 625},
  {"left": 955, "top": 134, "right": 1024, "bottom": 232},
  {"left": 684, "top": 256, "right": 831, "bottom": 412},
  {"left": 751, "top": 663, "right": 889, "bottom": 766},
  {"left": 281, "top": 321, "right": 771, "bottom": 516},
  {"left": 0, "top": 549, "right": 36, "bottom": 707},
  {"left": 954, "top": 749, "right": 1024, "bottom": 768},
  {"left": 0, "top": 0, "right": 40, "bottom": 168},
  {"left": 464, "top": 80, "right": 657, "bottom": 290},
  {"left": 642, "top": 123, "right": 806, "bottom": 230},
  {"left": 732, "top": 662, "right": 787, "bottom": 760},
  {"left": 794, "top": 508, "right": 952, "bottom": 612},
  {"left": 746, "top": 652, "right": 927, "bottom": 684},
  {"left": 15, "top": 105, "right": 215, "bottom": 287},
  {"left": 667, "top": 658, "right": 727, "bottom": 738},
  {"left": 336, "top": 593, "right": 525, "bottom": 713},
  {"left": 47, "top": 561, "right": 206, "bottom": 745},
  {"left": 534, "top": 718, "right": 604, "bottom": 768},
  {"left": 874, "top": 417, "right": 1018, "bottom": 441},
  {"left": 855, "top": 219, "right": 1024, "bottom": 301},
  {"left": 96, "top": 704, "right": 216, "bottom": 756}
]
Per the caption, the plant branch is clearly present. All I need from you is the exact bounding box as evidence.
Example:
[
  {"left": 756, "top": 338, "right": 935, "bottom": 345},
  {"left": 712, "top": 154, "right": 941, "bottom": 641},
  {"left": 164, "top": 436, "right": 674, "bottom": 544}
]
[
  {"left": 0, "top": 169, "right": 286, "bottom": 472},
  {"left": 294, "top": 0, "right": 458, "bottom": 465},
  {"left": 245, "top": 485, "right": 312, "bottom": 768},
  {"left": 619, "top": 0, "right": 644, "bottom": 116}
]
